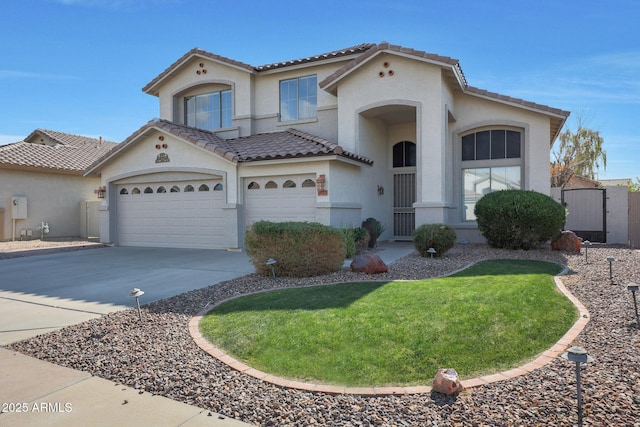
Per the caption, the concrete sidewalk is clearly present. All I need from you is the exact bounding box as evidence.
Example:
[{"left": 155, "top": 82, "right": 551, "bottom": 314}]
[{"left": 0, "top": 348, "right": 250, "bottom": 426}]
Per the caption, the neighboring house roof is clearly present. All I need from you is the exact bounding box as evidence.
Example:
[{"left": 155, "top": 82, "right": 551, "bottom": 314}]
[
  {"left": 563, "top": 175, "right": 602, "bottom": 189},
  {"left": 86, "top": 119, "right": 372, "bottom": 175},
  {"left": 0, "top": 129, "right": 117, "bottom": 175},
  {"left": 142, "top": 43, "right": 375, "bottom": 96}
]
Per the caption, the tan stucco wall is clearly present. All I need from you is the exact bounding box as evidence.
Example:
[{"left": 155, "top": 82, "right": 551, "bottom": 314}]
[{"left": 0, "top": 170, "right": 101, "bottom": 240}]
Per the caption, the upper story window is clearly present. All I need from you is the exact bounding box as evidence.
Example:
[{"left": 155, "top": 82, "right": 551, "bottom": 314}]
[
  {"left": 185, "top": 90, "right": 232, "bottom": 130},
  {"left": 279, "top": 75, "right": 317, "bottom": 121}
]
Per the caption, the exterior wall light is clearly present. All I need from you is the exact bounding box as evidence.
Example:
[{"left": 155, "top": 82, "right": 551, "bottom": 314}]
[
  {"left": 316, "top": 174, "right": 327, "bottom": 196},
  {"left": 627, "top": 283, "right": 640, "bottom": 328},
  {"left": 96, "top": 186, "right": 106, "bottom": 199},
  {"left": 561, "top": 346, "right": 593, "bottom": 427},
  {"left": 129, "top": 288, "right": 145, "bottom": 321}
]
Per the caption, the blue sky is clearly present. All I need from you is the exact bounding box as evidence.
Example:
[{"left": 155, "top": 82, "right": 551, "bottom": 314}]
[{"left": 1, "top": 0, "right": 638, "bottom": 180}]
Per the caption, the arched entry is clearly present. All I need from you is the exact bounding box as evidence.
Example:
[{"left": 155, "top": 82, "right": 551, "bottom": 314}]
[{"left": 392, "top": 141, "right": 416, "bottom": 239}]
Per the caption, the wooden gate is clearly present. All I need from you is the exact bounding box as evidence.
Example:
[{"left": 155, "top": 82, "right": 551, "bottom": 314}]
[
  {"left": 630, "top": 192, "right": 640, "bottom": 248},
  {"left": 562, "top": 188, "right": 607, "bottom": 243}
]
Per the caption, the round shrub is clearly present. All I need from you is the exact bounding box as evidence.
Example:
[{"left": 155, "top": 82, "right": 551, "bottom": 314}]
[
  {"left": 474, "top": 189, "right": 566, "bottom": 250},
  {"left": 245, "top": 221, "right": 346, "bottom": 277},
  {"left": 412, "top": 223, "right": 456, "bottom": 257}
]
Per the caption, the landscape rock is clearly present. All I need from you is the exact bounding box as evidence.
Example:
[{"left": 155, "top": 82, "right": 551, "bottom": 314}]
[
  {"left": 350, "top": 253, "right": 388, "bottom": 274},
  {"left": 551, "top": 230, "right": 582, "bottom": 253},
  {"left": 432, "top": 369, "right": 464, "bottom": 395}
]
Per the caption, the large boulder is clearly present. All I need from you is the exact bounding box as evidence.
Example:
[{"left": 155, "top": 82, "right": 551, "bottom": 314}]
[
  {"left": 551, "top": 230, "right": 582, "bottom": 253},
  {"left": 350, "top": 253, "right": 388, "bottom": 274},
  {"left": 432, "top": 368, "right": 464, "bottom": 395}
]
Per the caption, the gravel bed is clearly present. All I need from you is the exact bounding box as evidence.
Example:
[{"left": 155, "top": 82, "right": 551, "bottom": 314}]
[{"left": 6, "top": 244, "right": 640, "bottom": 426}]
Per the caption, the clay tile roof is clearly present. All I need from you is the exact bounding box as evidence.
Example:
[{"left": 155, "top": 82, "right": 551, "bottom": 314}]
[
  {"left": 0, "top": 130, "right": 117, "bottom": 174},
  {"left": 319, "top": 42, "right": 467, "bottom": 90},
  {"left": 254, "top": 43, "right": 375, "bottom": 71},
  {"left": 142, "top": 48, "right": 255, "bottom": 95},
  {"left": 143, "top": 44, "right": 376, "bottom": 95},
  {"left": 94, "top": 119, "right": 373, "bottom": 168},
  {"left": 229, "top": 128, "right": 373, "bottom": 165},
  {"left": 465, "top": 86, "right": 570, "bottom": 118}
]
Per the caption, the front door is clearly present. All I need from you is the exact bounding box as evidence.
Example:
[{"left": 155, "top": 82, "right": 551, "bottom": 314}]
[
  {"left": 392, "top": 140, "right": 417, "bottom": 239},
  {"left": 393, "top": 171, "right": 416, "bottom": 239}
]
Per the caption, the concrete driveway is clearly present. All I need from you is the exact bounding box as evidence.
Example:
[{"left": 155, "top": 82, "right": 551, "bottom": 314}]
[{"left": 0, "top": 246, "right": 254, "bottom": 344}]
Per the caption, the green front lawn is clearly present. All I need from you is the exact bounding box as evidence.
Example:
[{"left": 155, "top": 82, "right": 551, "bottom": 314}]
[{"left": 199, "top": 259, "right": 576, "bottom": 387}]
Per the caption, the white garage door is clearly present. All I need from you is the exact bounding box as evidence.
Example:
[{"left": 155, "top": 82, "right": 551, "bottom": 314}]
[
  {"left": 244, "top": 175, "right": 316, "bottom": 227},
  {"left": 117, "top": 180, "right": 225, "bottom": 249}
]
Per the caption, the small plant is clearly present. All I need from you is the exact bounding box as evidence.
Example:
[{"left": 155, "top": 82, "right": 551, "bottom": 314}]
[
  {"left": 362, "top": 217, "right": 385, "bottom": 248},
  {"left": 474, "top": 189, "right": 566, "bottom": 250},
  {"left": 245, "top": 221, "right": 346, "bottom": 277},
  {"left": 340, "top": 227, "right": 370, "bottom": 258},
  {"left": 412, "top": 223, "right": 456, "bottom": 257}
]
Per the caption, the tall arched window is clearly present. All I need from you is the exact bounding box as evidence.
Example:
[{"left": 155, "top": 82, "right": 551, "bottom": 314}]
[{"left": 392, "top": 141, "right": 416, "bottom": 168}]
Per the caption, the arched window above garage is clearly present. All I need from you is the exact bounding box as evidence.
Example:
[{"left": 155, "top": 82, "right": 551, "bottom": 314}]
[
  {"left": 199, "top": 184, "right": 210, "bottom": 191},
  {"left": 132, "top": 188, "right": 141, "bottom": 194},
  {"left": 302, "top": 179, "right": 315, "bottom": 188},
  {"left": 120, "top": 188, "right": 129, "bottom": 195},
  {"left": 144, "top": 187, "right": 153, "bottom": 194},
  {"left": 170, "top": 185, "right": 180, "bottom": 192},
  {"left": 184, "top": 185, "right": 195, "bottom": 192},
  {"left": 213, "top": 183, "right": 223, "bottom": 191},
  {"left": 248, "top": 181, "right": 260, "bottom": 189},
  {"left": 283, "top": 180, "right": 296, "bottom": 188},
  {"left": 157, "top": 186, "right": 166, "bottom": 193},
  {"left": 265, "top": 180, "right": 277, "bottom": 189}
]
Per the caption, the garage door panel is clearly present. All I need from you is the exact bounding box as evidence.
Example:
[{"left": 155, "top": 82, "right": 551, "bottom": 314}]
[
  {"left": 244, "top": 175, "right": 316, "bottom": 228},
  {"left": 117, "top": 180, "right": 225, "bottom": 249}
]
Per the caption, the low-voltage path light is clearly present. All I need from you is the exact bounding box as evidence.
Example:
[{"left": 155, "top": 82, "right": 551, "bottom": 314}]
[
  {"left": 627, "top": 283, "right": 640, "bottom": 328},
  {"left": 266, "top": 258, "right": 277, "bottom": 278},
  {"left": 607, "top": 257, "right": 617, "bottom": 284},
  {"left": 129, "top": 288, "right": 144, "bottom": 321},
  {"left": 583, "top": 240, "right": 592, "bottom": 264},
  {"left": 561, "top": 346, "right": 593, "bottom": 427},
  {"left": 427, "top": 247, "right": 437, "bottom": 259}
]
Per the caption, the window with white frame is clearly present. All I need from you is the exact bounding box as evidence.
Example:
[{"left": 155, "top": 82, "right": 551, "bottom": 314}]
[
  {"left": 279, "top": 75, "right": 317, "bottom": 121},
  {"left": 461, "top": 129, "right": 522, "bottom": 221},
  {"left": 185, "top": 90, "right": 232, "bottom": 130}
]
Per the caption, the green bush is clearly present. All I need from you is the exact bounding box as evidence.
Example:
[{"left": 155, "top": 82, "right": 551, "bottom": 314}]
[
  {"left": 245, "top": 221, "right": 346, "bottom": 277},
  {"left": 412, "top": 223, "right": 457, "bottom": 257},
  {"left": 474, "top": 189, "right": 566, "bottom": 250},
  {"left": 341, "top": 227, "right": 370, "bottom": 258}
]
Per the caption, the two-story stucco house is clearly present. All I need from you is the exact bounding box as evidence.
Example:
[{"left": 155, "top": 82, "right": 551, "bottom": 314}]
[{"left": 86, "top": 42, "right": 569, "bottom": 250}]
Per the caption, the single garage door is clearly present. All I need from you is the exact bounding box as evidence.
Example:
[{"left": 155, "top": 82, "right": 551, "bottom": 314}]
[
  {"left": 244, "top": 175, "right": 316, "bottom": 227},
  {"left": 117, "top": 180, "right": 225, "bottom": 249}
]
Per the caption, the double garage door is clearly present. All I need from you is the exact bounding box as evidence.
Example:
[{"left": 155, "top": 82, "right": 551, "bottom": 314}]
[
  {"left": 117, "top": 180, "right": 225, "bottom": 249},
  {"left": 116, "top": 175, "right": 317, "bottom": 249}
]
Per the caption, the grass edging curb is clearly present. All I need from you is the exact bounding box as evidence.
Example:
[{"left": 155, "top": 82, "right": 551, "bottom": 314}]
[{"left": 188, "top": 264, "right": 590, "bottom": 396}]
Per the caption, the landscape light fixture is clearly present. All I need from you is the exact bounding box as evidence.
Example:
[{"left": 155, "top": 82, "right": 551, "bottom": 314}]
[
  {"left": 459, "top": 239, "right": 469, "bottom": 253},
  {"left": 582, "top": 240, "right": 591, "bottom": 264},
  {"left": 129, "top": 288, "right": 145, "bottom": 321},
  {"left": 607, "top": 257, "right": 617, "bottom": 284},
  {"left": 561, "top": 346, "right": 593, "bottom": 427},
  {"left": 266, "top": 258, "right": 277, "bottom": 278},
  {"left": 627, "top": 283, "right": 640, "bottom": 328},
  {"left": 427, "top": 247, "right": 437, "bottom": 259}
]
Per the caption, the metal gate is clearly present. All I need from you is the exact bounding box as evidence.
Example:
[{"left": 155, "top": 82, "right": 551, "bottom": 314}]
[
  {"left": 393, "top": 172, "right": 416, "bottom": 239},
  {"left": 629, "top": 192, "right": 640, "bottom": 248},
  {"left": 562, "top": 188, "right": 606, "bottom": 243}
]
